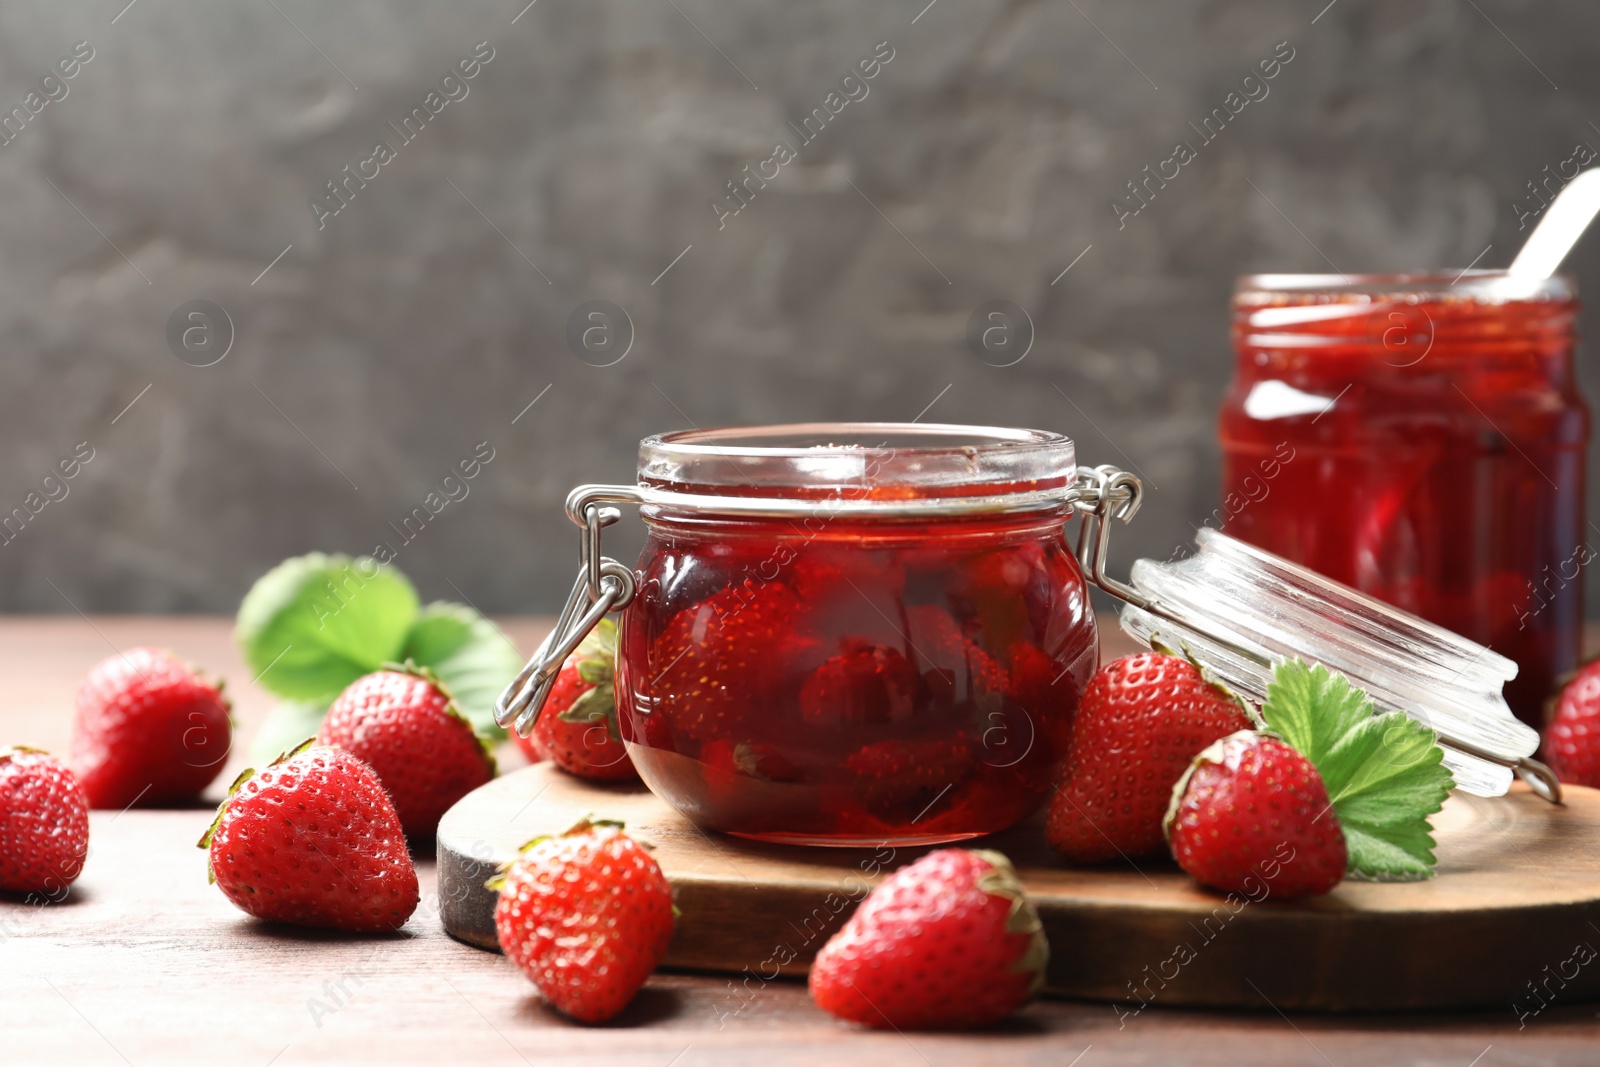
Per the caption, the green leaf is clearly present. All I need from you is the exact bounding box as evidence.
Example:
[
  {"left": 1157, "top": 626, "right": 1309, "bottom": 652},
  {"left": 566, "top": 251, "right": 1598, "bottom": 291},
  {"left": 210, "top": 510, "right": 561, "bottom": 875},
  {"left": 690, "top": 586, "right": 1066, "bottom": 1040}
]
[
  {"left": 400, "top": 602, "right": 522, "bottom": 740},
  {"left": 556, "top": 684, "right": 616, "bottom": 729},
  {"left": 580, "top": 617, "right": 617, "bottom": 659},
  {"left": 576, "top": 660, "right": 613, "bottom": 686},
  {"left": 236, "top": 553, "right": 419, "bottom": 703},
  {"left": 246, "top": 699, "right": 330, "bottom": 766},
  {"left": 1261, "top": 660, "right": 1455, "bottom": 881}
]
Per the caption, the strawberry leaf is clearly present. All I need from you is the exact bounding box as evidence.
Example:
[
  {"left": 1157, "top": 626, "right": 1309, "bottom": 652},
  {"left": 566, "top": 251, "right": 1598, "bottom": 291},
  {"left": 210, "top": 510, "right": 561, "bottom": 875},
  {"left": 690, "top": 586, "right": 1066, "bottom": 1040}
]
[
  {"left": 553, "top": 619, "right": 619, "bottom": 737},
  {"left": 400, "top": 602, "right": 522, "bottom": 740},
  {"left": 237, "top": 556, "right": 522, "bottom": 754},
  {"left": 236, "top": 553, "right": 419, "bottom": 702},
  {"left": 556, "top": 685, "right": 615, "bottom": 727},
  {"left": 245, "top": 699, "right": 332, "bottom": 766},
  {"left": 1261, "top": 660, "right": 1454, "bottom": 881},
  {"left": 576, "top": 660, "right": 613, "bottom": 686},
  {"left": 575, "top": 618, "right": 617, "bottom": 663}
]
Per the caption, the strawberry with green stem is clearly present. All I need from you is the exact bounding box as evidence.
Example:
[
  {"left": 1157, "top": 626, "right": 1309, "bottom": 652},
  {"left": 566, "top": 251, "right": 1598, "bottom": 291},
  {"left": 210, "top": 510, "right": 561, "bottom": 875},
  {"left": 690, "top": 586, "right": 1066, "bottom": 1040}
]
[
  {"left": 490, "top": 818, "right": 674, "bottom": 1023},
  {"left": 1160, "top": 658, "right": 1456, "bottom": 900},
  {"left": 516, "top": 619, "right": 637, "bottom": 781},
  {"left": 317, "top": 665, "right": 495, "bottom": 838},
  {"left": 1251, "top": 659, "right": 1454, "bottom": 882},
  {"left": 1165, "top": 730, "right": 1347, "bottom": 899},
  {"left": 200, "top": 742, "right": 419, "bottom": 932},
  {"left": 1047, "top": 651, "right": 1253, "bottom": 863}
]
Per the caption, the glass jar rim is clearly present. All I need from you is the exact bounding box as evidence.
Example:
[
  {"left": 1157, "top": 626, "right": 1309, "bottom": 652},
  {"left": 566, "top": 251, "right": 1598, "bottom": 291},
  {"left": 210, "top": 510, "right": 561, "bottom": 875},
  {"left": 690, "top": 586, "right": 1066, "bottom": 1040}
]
[
  {"left": 637, "top": 422, "right": 1077, "bottom": 513},
  {"left": 1236, "top": 270, "right": 1574, "bottom": 303}
]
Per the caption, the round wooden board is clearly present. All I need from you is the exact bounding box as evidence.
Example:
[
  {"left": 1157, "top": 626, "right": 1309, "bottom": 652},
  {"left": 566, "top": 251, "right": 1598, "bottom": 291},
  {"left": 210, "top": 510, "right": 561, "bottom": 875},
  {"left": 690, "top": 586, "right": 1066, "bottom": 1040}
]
[{"left": 438, "top": 763, "right": 1600, "bottom": 1012}]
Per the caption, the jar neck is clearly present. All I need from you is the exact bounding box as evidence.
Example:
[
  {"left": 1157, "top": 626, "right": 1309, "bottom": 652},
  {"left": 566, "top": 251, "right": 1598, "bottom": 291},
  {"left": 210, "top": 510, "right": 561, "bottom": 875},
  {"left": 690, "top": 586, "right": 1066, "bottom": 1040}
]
[
  {"left": 1232, "top": 295, "right": 1577, "bottom": 385},
  {"left": 641, "top": 506, "right": 1072, "bottom": 545}
]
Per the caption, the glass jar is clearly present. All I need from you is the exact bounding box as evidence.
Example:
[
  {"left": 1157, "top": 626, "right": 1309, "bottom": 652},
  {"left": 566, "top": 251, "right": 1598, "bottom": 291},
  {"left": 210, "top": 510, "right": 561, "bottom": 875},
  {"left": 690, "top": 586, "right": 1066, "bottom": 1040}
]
[
  {"left": 613, "top": 424, "right": 1096, "bottom": 846},
  {"left": 1221, "top": 273, "right": 1589, "bottom": 728}
]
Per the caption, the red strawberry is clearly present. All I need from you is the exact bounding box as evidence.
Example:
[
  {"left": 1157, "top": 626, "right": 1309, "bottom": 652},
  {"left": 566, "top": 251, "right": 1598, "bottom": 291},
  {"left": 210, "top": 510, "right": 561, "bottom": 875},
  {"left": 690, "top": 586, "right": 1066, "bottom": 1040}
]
[
  {"left": 317, "top": 667, "right": 496, "bottom": 838},
  {"left": 650, "top": 579, "right": 815, "bottom": 742},
  {"left": 799, "top": 638, "right": 919, "bottom": 727},
  {"left": 809, "top": 848, "right": 1047, "bottom": 1029},
  {"left": 1166, "top": 730, "right": 1347, "bottom": 899},
  {"left": 492, "top": 818, "right": 675, "bottom": 1023},
  {"left": 846, "top": 735, "right": 974, "bottom": 824},
  {"left": 1011, "top": 643, "right": 1075, "bottom": 716},
  {"left": 1546, "top": 659, "right": 1600, "bottom": 787},
  {"left": 518, "top": 620, "right": 636, "bottom": 781},
  {"left": 1004, "top": 639, "right": 1083, "bottom": 757},
  {"left": 1047, "top": 652, "right": 1252, "bottom": 863},
  {"left": 785, "top": 552, "right": 852, "bottom": 603},
  {"left": 905, "top": 605, "right": 1008, "bottom": 702},
  {"left": 70, "top": 647, "right": 233, "bottom": 809},
  {"left": 0, "top": 748, "right": 89, "bottom": 896},
  {"left": 200, "top": 744, "right": 419, "bottom": 932}
]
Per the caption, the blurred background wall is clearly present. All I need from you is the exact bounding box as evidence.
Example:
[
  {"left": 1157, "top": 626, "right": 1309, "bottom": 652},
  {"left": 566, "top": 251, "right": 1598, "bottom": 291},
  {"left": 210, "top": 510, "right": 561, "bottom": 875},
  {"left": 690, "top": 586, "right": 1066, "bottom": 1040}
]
[{"left": 2, "top": 0, "right": 1598, "bottom": 614}]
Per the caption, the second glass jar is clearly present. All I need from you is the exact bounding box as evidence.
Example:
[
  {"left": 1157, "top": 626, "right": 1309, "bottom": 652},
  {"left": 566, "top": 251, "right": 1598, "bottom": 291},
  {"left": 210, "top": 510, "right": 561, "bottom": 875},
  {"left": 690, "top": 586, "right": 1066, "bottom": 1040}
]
[{"left": 1220, "top": 272, "right": 1589, "bottom": 728}]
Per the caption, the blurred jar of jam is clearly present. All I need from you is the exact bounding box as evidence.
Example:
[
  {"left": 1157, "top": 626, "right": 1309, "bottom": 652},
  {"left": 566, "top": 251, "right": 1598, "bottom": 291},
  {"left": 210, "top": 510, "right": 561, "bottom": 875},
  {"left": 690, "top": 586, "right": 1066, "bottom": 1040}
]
[{"left": 1220, "top": 272, "right": 1588, "bottom": 727}]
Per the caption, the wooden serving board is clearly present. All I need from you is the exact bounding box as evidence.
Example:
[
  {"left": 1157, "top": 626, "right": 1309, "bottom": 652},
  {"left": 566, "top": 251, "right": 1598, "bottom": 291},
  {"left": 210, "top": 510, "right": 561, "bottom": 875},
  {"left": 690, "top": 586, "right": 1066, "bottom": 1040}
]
[{"left": 438, "top": 764, "right": 1600, "bottom": 1012}]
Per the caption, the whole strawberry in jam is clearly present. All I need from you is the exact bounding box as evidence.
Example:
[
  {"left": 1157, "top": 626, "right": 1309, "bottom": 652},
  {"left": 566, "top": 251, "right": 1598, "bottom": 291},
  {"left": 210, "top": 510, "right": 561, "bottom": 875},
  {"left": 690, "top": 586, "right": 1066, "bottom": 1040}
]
[
  {"left": 492, "top": 819, "right": 675, "bottom": 1023},
  {"left": 317, "top": 666, "right": 495, "bottom": 838},
  {"left": 1166, "top": 731, "right": 1347, "bottom": 899},
  {"left": 846, "top": 735, "right": 974, "bottom": 825},
  {"left": 809, "top": 848, "right": 1047, "bottom": 1029},
  {"left": 1004, "top": 639, "right": 1086, "bottom": 757},
  {"left": 1546, "top": 658, "right": 1600, "bottom": 788},
  {"left": 0, "top": 747, "right": 90, "bottom": 896},
  {"left": 1047, "top": 652, "right": 1252, "bottom": 863},
  {"left": 201, "top": 743, "right": 419, "bottom": 932},
  {"left": 799, "top": 637, "right": 919, "bottom": 727},
  {"left": 71, "top": 647, "right": 233, "bottom": 809},
  {"left": 649, "top": 579, "right": 815, "bottom": 742},
  {"left": 905, "top": 605, "right": 1008, "bottom": 708},
  {"left": 516, "top": 619, "right": 637, "bottom": 781}
]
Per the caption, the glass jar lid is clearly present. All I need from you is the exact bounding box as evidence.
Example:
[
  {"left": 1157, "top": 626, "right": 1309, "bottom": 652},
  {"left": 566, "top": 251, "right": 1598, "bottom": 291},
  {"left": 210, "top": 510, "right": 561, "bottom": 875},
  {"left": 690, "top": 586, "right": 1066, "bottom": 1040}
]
[
  {"left": 1117, "top": 528, "right": 1542, "bottom": 798},
  {"left": 635, "top": 422, "right": 1077, "bottom": 516}
]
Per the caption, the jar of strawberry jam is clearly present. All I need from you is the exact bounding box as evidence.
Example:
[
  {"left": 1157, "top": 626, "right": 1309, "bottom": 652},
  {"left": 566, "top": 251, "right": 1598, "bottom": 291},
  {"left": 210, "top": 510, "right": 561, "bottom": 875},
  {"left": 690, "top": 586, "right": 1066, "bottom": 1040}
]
[
  {"left": 1221, "top": 273, "right": 1589, "bottom": 728},
  {"left": 518, "top": 424, "right": 1095, "bottom": 845}
]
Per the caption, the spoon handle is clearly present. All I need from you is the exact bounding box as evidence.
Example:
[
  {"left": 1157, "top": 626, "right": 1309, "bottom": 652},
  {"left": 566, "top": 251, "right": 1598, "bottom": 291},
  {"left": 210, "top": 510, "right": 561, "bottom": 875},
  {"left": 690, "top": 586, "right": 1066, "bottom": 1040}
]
[{"left": 1509, "top": 168, "right": 1600, "bottom": 280}]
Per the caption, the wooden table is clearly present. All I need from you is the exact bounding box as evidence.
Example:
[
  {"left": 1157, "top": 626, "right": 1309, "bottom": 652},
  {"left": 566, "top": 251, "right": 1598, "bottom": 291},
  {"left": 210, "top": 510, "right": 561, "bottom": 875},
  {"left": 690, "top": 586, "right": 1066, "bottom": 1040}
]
[{"left": 2, "top": 616, "right": 1597, "bottom": 1066}]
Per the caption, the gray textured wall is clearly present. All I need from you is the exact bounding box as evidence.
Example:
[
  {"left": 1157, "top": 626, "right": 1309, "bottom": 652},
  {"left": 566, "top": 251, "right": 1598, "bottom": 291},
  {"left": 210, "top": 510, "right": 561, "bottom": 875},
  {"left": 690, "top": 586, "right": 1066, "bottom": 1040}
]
[{"left": 3, "top": 0, "right": 1599, "bottom": 614}]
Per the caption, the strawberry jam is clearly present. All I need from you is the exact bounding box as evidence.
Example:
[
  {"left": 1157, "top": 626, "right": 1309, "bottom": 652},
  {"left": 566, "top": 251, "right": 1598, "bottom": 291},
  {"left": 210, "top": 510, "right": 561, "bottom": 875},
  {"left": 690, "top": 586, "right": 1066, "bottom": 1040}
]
[
  {"left": 613, "top": 425, "right": 1097, "bottom": 845},
  {"left": 1221, "top": 273, "right": 1588, "bottom": 727}
]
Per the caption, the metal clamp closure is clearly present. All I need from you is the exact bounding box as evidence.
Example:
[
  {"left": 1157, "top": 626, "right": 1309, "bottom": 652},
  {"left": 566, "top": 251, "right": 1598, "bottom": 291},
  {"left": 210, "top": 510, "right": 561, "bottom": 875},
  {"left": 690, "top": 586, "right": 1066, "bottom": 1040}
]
[{"left": 494, "top": 484, "right": 642, "bottom": 737}]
